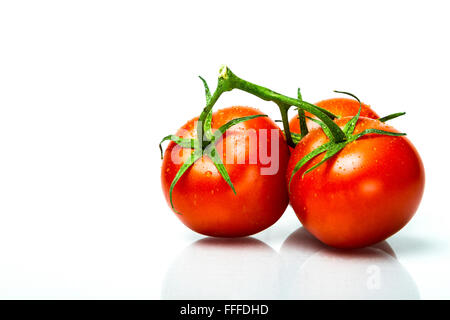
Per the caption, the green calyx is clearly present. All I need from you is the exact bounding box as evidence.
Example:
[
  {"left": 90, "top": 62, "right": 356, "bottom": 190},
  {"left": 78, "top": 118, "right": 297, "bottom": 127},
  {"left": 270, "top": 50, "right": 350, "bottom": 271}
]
[
  {"left": 288, "top": 91, "right": 407, "bottom": 192},
  {"left": 378, "top": 112, "right": 406, "bottom": 123},
  {"left": 160, "top": 75, "right": 267, "bottom": 214}
]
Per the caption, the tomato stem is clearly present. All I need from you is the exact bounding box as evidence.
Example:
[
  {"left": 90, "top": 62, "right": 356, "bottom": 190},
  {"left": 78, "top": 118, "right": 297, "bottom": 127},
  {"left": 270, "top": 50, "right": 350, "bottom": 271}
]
[
  {"left": 276, "top": 102, "right": 295, "bottom": 148},
  {"left": 217, "top": 66, "right": 348, "bottom": 144},
  {"left": 197, "top": 66, "right": 346, "bottom": 147},
  {"left": 297, "top": 88, "right": 309, "bottom": 140}
]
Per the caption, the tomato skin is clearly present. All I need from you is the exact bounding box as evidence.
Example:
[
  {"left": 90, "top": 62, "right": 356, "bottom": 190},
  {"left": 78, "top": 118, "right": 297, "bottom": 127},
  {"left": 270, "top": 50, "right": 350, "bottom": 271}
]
[
  {"left": 289, "top": 98, "right": 379, "bottom": 135},
  {"left": 287, "top": 117, "right": 425, "bottom": 248},
  {"left": 161, "top": 106, "right": 290, "bottom": 237}
]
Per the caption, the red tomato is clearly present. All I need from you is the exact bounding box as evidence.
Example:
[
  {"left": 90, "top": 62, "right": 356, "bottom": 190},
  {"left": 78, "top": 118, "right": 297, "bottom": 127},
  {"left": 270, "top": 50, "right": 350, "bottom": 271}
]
[
  {"left": 161, "top": 106, "right": 290, "bottom": 237},
  {"left": 287, "top": 117, "right": 425, "bottom": 248},
  {"left": 289, "top": 98, "right": 379, "bottom": 135}
]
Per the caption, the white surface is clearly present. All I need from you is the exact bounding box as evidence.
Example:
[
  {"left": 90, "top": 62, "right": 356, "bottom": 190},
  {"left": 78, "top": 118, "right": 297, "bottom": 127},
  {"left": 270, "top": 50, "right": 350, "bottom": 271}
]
[{"left": 0, "top": 0, "right": 449, "bottom": 299}]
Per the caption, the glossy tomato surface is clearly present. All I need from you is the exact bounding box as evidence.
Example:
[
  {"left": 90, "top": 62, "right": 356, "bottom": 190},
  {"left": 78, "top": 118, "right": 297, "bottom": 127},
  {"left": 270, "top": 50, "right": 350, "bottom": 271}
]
[
  {"left": 287, "top": 117, "right": 425, "bottom": 248},
  {"left": 162, "top": 106, "right": 290, "bottom": 237},
  {"left": 289, "top": 98, "right": 379, "bottom": 135}
]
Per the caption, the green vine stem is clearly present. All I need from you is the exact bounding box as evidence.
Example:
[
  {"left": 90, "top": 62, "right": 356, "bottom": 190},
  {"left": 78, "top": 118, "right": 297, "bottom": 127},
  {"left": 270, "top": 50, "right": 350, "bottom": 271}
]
[
  {"left": 276, "top": 102, "right": 294, "bottom": 147},
  {"left": 161, "top": 66, "right": 408, "bottom": 214},
  {"left": 198, "top": 66, "right": 346, "bottom": 148}
]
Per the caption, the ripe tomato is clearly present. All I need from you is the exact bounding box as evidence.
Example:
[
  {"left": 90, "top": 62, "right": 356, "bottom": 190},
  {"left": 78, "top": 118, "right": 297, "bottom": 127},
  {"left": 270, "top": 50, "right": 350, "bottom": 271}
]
[
  {"left": 161, "top": 106, "right": 290, "bottom": 237},
  {"left": 289, "top": 98, "right": 379, "bottom": 135},
  {"left": 287, "top": 117, "right": 425, "bottom": 248}
]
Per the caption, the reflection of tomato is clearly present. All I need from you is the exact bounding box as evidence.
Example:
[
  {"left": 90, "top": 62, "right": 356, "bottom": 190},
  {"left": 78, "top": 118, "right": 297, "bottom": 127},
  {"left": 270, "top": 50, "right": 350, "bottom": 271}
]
[
  {"left": 161, "top": 106, "right": 290, "bottom": 237},
  {"left": 162, "top": 238, "right": 280, "bottom": 299},
  {"left": 289, "top": 98, "right": 379, "bottom": 136},
  {"left": 287, "top": 117, "right": 425, "bottom": 248},
  {"left": 279, "top": 228, "right": 419, "bottom": 299}
]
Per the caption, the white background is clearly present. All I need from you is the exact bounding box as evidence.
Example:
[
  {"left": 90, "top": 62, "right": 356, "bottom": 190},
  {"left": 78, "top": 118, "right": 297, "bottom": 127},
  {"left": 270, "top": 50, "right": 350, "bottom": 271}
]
[{"left": 0, "top": 0, "right": 449, "bottom": 299}]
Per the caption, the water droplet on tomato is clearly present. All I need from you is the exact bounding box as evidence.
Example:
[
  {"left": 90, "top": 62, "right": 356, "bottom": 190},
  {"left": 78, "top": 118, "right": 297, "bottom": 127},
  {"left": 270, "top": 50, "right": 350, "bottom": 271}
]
[{"left": 205, "top": 171, "right": 212, "bottom": 177}]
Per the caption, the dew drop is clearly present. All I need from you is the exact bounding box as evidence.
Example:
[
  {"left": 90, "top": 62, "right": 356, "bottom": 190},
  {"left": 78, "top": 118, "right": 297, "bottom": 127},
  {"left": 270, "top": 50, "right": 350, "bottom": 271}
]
[{"left": 205, "top": 171, "right": 212, "bottom": 177}]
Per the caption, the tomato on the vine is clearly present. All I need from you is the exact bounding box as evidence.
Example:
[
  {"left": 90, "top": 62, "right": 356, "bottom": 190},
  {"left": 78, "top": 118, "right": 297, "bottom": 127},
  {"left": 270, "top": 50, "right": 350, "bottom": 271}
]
[
  {"left": 161, "top": 106, "right": 290, "bottom": 237},
  {"left": 160, "top": 66, "right": 425, "bottom": 246},
  {"left": 289, "top": 97, "right": 379, "bottom": 136},
  {"left": 287, "top": 117, "right": 425, "bottom": 248}
]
